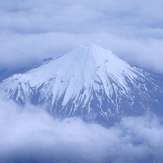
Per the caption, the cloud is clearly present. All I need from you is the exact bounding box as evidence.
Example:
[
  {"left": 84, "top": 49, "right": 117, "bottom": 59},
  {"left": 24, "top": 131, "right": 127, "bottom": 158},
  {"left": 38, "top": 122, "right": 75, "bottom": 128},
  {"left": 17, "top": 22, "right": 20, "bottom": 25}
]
[
  {"left": 0, "top": 0, "right": 163, "bottom": 73},
  {"left": 0, "top": 98, "right": 163, "bottom": 163}
]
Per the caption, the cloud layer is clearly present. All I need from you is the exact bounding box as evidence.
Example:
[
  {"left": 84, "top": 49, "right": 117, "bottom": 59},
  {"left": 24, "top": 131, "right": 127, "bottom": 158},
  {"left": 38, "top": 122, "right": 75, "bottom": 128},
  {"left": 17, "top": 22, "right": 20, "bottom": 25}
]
[
  {"left": 0, "top": 0, "right": 163, "bottom": 72},
  {"left": 0, "top": 98, "right": 163, "bottom": 163}
]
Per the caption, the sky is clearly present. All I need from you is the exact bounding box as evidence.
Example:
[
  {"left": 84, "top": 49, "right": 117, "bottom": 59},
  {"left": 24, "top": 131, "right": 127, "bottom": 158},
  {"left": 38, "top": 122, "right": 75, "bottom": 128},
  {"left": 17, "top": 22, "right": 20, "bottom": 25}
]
[
  {"left": 0, "top": 0, "right": 163, "bottom": 73},
  {"left": 0, "top": 98, "right": 163, "bottom": 163}
]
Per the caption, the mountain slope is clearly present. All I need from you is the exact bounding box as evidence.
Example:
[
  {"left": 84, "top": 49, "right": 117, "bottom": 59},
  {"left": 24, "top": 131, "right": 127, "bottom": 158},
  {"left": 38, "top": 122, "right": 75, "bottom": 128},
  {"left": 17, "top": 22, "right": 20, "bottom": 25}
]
[{"left": 0, "top": 44, "right": 162, "bottom": 121}]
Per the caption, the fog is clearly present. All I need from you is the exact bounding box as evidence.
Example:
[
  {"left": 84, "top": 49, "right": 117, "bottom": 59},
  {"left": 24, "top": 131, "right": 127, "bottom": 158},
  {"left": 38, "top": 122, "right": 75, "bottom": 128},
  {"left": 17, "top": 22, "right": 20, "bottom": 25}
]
[{"left": 0, "top": 98, "right": 162, "bottom": 163}]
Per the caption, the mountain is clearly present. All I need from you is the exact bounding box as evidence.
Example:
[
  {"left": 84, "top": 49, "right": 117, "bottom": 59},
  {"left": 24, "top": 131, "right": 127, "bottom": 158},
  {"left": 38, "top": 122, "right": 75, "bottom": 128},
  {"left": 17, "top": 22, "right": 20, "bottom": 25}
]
[{"left": 0, "top": 44, "right": 162, "bottom": 122}]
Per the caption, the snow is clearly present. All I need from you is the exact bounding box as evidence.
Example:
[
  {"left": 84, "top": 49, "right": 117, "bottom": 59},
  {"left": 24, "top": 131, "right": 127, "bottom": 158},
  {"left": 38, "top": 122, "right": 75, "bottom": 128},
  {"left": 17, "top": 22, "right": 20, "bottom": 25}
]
[{"left": 0, "top": 44, "right": 147, "bottom": 113}]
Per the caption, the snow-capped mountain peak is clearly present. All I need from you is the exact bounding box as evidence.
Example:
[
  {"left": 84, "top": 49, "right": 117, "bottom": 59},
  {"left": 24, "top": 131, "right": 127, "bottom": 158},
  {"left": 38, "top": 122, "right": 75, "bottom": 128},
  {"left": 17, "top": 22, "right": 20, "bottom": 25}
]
[
  {"left": 21, "top": 44, "right": 138, "bottom": 90},
  {"left": 0, "top": 44, "right": 159, "bottom": 120}
]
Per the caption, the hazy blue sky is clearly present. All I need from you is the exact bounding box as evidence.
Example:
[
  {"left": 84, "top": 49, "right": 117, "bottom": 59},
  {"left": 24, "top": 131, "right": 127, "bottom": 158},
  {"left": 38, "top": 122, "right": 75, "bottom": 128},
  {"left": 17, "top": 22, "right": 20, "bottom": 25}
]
[{"left": 0, "top": 0, "right": 163, "bottom": 72}]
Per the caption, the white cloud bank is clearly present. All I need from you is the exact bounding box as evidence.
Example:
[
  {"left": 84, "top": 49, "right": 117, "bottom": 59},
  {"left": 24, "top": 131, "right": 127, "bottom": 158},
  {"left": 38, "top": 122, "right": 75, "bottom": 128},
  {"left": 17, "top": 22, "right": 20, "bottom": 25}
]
[
  {"left": 0, "top": 98, "right": 163, "bottom": 163},
  {"left": 0, "top": 0, "right": 163, "bottom": 73}
]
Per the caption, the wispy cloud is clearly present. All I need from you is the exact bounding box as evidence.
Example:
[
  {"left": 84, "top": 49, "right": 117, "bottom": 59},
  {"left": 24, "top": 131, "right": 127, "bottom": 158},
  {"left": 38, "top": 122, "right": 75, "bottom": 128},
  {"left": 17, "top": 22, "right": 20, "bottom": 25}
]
[
  {"left": 0, "top": 98, "right": 163, "bottom": 163},
  {"left": 0, "top": 0, "right": 163, "bottom": 72}
]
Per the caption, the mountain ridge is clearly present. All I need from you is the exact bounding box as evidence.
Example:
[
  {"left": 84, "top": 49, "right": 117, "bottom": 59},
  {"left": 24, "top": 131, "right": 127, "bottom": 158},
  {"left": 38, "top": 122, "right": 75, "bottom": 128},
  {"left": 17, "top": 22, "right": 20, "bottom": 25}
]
[{"left": 0, "top": 44, "right": 162, "bottom": 122}]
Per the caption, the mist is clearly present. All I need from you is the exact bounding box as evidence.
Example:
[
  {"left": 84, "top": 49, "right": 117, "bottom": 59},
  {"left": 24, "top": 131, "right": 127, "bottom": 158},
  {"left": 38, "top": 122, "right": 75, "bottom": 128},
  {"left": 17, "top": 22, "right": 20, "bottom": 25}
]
[{"left": 0, "top": 98, "right": 162, "bottom": 163}]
